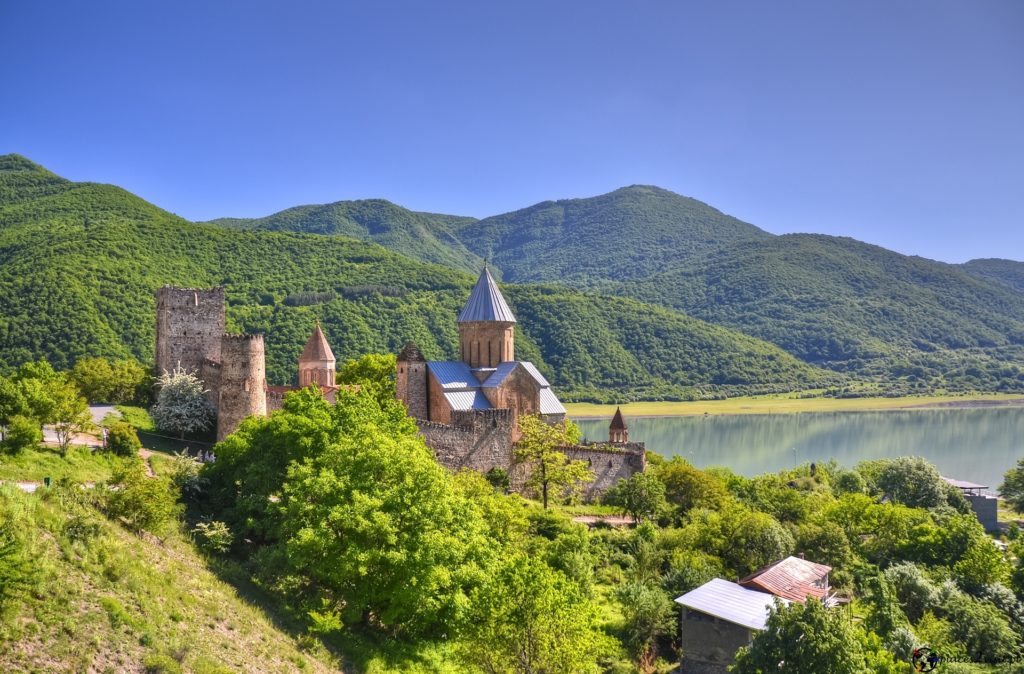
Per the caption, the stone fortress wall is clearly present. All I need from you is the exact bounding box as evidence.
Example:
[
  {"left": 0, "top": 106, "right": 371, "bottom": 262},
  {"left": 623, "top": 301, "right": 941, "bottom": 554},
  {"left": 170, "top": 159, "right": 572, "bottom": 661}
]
[{"left": 155, "top": 286, "right": 225, "bottom": 377}]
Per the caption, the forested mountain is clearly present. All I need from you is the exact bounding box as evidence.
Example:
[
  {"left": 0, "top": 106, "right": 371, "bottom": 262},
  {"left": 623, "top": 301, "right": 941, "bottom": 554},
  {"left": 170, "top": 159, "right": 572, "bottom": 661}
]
[
  {"left": 620, "top": 235, "right": 1024, "bottom": 369},
  {"left": 455, "top": 185, "right": 772, "bottom": 284},
  {"left": 0, "top": 154, "right": 824, "bottom": 399},
  {"left": 962, "top": 258, "right": 1024, "bottom": 294},
  {"left": 206, "top": 199, "right": 483, "bottom": 273}
]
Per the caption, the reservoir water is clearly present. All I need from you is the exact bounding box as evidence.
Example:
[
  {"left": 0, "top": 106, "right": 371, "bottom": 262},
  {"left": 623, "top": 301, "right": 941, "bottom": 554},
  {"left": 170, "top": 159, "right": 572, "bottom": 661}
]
[{"left": 574, "top": 406, "right": 1024, "bottom": 489}]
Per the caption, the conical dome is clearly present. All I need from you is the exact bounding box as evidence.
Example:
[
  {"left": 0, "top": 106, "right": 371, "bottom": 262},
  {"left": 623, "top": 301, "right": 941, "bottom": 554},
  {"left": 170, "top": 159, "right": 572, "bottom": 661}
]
[
  {"left": 300, "top": 323, "right": 335, "bottom": 363},
  {"left": 458, "top": 266, "right": 516, "bottom": 324}
]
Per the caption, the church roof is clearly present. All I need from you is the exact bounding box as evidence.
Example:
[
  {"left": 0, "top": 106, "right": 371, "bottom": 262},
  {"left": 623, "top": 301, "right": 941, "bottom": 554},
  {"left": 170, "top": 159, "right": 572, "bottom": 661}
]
[
  {"left": 610, "top": 407, "right": 627, "bottom": 430},
  {"left": 458, "top": 266, "right": 517, "bottom": 324},
  {"left": 427, "top": 361, "right": 478, "bottom": 390},
  {"left": 300, "top": 323, "right": 335, "bottom": 363}
]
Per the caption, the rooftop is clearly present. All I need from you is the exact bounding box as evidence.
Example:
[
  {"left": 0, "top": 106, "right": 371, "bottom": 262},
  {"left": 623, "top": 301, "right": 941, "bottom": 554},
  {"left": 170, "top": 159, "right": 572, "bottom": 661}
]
[
  {"left": 457, "top": 266, "right": 517, "bottom": 324},
  {"left": 739, "top": 556, "right": 831, "bottom": 603},
  {"left": 675, "top": 578, "right": 788, "bottom": 631},
  {"left": 299, "top": 323, "right": 335, "bottom": 362}
]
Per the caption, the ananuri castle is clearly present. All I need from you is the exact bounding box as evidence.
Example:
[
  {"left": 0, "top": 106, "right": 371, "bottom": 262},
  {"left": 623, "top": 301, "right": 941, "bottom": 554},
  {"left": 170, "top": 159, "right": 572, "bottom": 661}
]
[{"left": 155, "top": 267, "right": 645, "bottom": 496}]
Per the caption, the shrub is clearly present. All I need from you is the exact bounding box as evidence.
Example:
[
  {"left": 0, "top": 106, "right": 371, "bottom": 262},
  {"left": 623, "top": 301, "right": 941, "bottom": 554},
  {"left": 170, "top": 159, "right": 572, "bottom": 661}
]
[
  {"left": 105, "top": 421, "right": 141, "bottom": 457},
  {"left": 192, "top": 520, "right": 233, "bottom": 554},
  {"left": 2, "top": 414, "right": 41, "bottom": 454}
]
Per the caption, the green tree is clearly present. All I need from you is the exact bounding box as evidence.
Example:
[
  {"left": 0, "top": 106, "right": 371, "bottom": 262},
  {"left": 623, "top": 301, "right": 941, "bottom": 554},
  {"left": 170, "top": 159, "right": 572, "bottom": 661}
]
[
  {"left": 459, "top": 554, "right": 608, "bottom": 674},
  {"left": 515, "top": 414, "right": 591, "bottom": 509},
  {"left": 616, "top": 581, "right": 675, "bottom": 672},
  {"left": 277, "top": 389, "right": 494, "bottom": 634},
  {"left": 655, "top": 458, "right": 729, "bottom": 517},
  {"left": 150, "top": 366, "right": 215, "bottom": 439},
  {"left": 723, "top": 509, "right": 795, "bottom": 575},
  {"left": 1, "top": 415, "right": 42, "bottom": 454},
  {"left": 105, "top": 458, "right": 181, "bottom": 534},
  {"left": 335, "top": 353, "right": 396, "bottom": 407},
  {"left": 69, "top": 357, "right": 148, "bottom": 404},
  {"left": 732, "top": 598, "right": 898, "bottom": 674},
  {"left": 868, "top": 457, "right": 966, "bottom": 511},
  {"left": 49, "top": 379, "right": 92, "bottom": 456},
  {"left": 0, "top": 376, "right": 28, "bottom": 441},
  {"left": 1000, "top": 458, "right": 1024, "bottom": 514},
  {"left": 603, "top": 472, "right": 667, "bottom": 523}
]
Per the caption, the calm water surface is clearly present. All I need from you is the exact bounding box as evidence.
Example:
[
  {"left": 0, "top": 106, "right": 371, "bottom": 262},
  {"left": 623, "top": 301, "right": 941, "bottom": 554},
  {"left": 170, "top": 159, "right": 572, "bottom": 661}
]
[{"left": 574, "top": 407, "right": 1024, "bottom": 489}]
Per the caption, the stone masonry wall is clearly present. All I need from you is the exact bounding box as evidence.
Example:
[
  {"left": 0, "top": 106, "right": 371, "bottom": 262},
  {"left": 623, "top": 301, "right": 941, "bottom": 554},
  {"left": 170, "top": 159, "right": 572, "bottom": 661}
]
[
  {"left": 562, "top": 442, "right": 647, "bottom": 502},
  {"left": 155, "top": 286, "right": 225, "bottom": 377},
  {"left": 396, "top": 360, "right": 428, "bottom": 420},
  {"left": 417, "top": 409, "right": 516, "bottom": 474}
]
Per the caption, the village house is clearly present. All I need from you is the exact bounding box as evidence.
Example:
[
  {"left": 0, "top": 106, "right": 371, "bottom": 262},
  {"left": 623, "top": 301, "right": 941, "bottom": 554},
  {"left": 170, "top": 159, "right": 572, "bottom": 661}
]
[{"left": 674, "top": 556, "right": 834, "bottom": 672}]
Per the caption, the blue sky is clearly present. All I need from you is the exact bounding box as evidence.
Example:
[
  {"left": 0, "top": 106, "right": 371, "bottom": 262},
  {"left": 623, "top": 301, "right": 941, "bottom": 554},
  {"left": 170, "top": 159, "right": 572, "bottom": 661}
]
[{"left": 1, "top": 1, "right": 1021, "bottom": 262}]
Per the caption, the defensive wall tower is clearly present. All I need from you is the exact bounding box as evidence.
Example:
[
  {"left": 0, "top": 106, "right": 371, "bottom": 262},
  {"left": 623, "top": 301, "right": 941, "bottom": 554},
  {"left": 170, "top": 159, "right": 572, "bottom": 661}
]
[
  {"left": 215, "top": 334, "right": 267, "bottom": 441},
  {"left": 396, "top": 341, "right": 428, "bottom": 419},
  {"left": 155, "top": 286, "right": 225, "bottom": 377}
]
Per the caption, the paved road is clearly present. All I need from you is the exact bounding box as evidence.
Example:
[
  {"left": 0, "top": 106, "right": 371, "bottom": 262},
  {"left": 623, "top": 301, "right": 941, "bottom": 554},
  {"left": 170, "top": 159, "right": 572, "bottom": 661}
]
[{"left": 41, "top": 405, "right": 120, "bottom": 446}]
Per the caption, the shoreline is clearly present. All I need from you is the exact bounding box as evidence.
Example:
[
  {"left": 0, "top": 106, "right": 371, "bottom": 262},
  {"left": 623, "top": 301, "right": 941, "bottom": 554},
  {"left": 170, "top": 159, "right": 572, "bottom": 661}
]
[{"left": 565, "top": 393, "right": 1024, "bottom": 420}]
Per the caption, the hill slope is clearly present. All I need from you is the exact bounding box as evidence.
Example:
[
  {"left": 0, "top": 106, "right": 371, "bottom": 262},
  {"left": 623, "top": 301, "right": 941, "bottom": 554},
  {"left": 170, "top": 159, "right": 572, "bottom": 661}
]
[
  {"left": 455, "top": 185, "right": 771, "bottom": 284},
  {"left": 961, "top": 258, "right": 1024, "bottom": 293},
  {"left": 621, "top": 235, "right": 1024, "bottom": 369},
  {"left": 206, "top": 200, "right": 483, "bottom": 274},
  {"left": 0, "top": 154, "right": 824, "bottom": 399},
  {"left": 0, "top": 482, "right": 340, "bottom": 673}
]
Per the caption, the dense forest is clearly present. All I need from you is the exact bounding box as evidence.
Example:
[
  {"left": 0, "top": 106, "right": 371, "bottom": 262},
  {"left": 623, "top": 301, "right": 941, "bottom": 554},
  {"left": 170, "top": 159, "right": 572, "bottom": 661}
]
[
  {"left": 0, "top": 154, "right": 826, "bottom": 401},
  {"left": 212, "top": 175, "right": 1024, "bottom": 394}
]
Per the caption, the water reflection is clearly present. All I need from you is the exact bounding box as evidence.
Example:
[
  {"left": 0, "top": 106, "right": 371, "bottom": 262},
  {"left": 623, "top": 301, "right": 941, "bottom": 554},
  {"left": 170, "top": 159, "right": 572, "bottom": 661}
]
[{"left": 575, "top": 407, "right": 1024, "bottom": 488}]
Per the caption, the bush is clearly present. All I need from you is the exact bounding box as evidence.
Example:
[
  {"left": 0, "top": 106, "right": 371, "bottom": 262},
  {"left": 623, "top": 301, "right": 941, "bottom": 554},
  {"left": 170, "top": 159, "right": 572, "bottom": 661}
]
[
  {"left": 105, "top": 421, "right": 141, "bottom": 457},
  {"left": 105, "top": 459, "right": 181, "bottom": 534},
  {"left": 2, "top": 414, "right": 41, "bottom": 454},
  {"left": 192, "top": 520, "right": 233, "bottom": 554}
]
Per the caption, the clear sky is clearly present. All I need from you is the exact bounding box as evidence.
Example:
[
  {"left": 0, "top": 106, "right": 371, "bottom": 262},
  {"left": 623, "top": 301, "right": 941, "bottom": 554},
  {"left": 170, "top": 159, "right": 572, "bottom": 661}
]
[{"left": 1, "top": 1, "right": 1021, "bottom": 263}]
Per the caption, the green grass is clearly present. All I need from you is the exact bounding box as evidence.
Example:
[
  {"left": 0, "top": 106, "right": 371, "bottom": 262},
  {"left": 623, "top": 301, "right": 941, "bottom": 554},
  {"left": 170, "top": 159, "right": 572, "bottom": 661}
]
[
  {"left": 114, "top": 405, "right": 156, "bottom": 431},
  {"left": 565, "top": 391, "right": 1024, "bottom": 418},
  {"left": 0, "top": 484, "right": 342, "bottom": 673},
  {"left": 0, "top": 445, "right": 122, "bottom": 483}
]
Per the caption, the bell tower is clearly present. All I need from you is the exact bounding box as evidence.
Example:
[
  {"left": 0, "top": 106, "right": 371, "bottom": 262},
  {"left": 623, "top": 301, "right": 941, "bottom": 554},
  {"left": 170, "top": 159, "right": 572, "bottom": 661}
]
[
  {"left": 458, "top": 266, "right": 516, "bottom": 368},
  {"left": 298, "top": 322, "right": 336, "bottom": 388}
]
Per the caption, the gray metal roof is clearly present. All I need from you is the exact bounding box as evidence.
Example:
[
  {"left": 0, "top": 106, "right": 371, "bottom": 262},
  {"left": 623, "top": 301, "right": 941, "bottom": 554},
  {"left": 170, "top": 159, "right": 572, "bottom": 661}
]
[
  {"left": 943, "top": 477, "right": 989, "bottom": 490},
  {"left": 444, "top": 390, "right": 493, "bottom": 411},
  {"left": 539, "top": 388, "right": 566, "bottom": 415},
  {"left": 458, "top": 267, "right": 517, "bottom": 324},
  {"left": 482, "top": 362, "right": 519, "bottom": 388},
  {"left": 427, "top": 361, "right": 478, "bottom": 390},
  {"left": 675, "top": 578, "right": 788, "bottom": 631},
  {"left": 520, "top": 361, "right": 550, "bottom": 387}
]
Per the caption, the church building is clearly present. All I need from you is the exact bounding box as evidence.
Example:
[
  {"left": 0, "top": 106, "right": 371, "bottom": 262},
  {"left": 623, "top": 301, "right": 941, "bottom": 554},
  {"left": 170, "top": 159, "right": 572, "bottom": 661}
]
[{"left": 396, "top": 266, "right": 566, "bottom": 435}]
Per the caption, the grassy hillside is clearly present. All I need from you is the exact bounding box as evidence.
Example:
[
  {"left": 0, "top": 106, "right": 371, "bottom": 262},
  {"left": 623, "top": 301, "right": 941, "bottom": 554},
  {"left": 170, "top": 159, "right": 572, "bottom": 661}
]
[
  {"left": 0, "top": 154, "right": 823, "bottom": 399},
  {"left": 962, "top": 258, "right": 1024, "bottom": 293},
  {"left": 206, "top": 199, "right": 483, "bottom": 274},
  {"left": 0, "top": 480, "right": 339, "bottom": 673},
  {"left": 455, "top": 185, "right": 771, "bottom": 284}
]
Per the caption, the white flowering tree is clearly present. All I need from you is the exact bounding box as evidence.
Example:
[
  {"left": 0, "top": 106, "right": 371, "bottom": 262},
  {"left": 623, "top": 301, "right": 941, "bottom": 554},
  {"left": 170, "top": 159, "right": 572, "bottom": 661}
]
[{"left": 151, "top": 365, "right": 215, "bottom": 439}]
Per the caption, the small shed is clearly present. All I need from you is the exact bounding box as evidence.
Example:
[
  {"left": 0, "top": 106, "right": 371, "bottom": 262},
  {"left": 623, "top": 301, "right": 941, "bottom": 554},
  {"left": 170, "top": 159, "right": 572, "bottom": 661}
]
[{"left": 674, "top": 578, "right": 789, "bottom": 672}]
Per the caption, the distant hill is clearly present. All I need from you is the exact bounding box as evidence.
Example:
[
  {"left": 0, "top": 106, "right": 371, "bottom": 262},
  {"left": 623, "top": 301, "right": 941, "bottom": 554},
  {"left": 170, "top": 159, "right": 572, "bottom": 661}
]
[
  {"left": 620, "top": 235, "right": 1024, "bottom": 370},
  {"left": 0, "top": 154, "right": 824, "bottom": 399},
  {"left": 961, "top": 258, "right": 1024, "bottom": 293},
  {"left": 455, "top": 185, "right": 771, "bottom": 284},
  {"left": 205, "top": 199, "right": 483, "bottom": 274}
]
